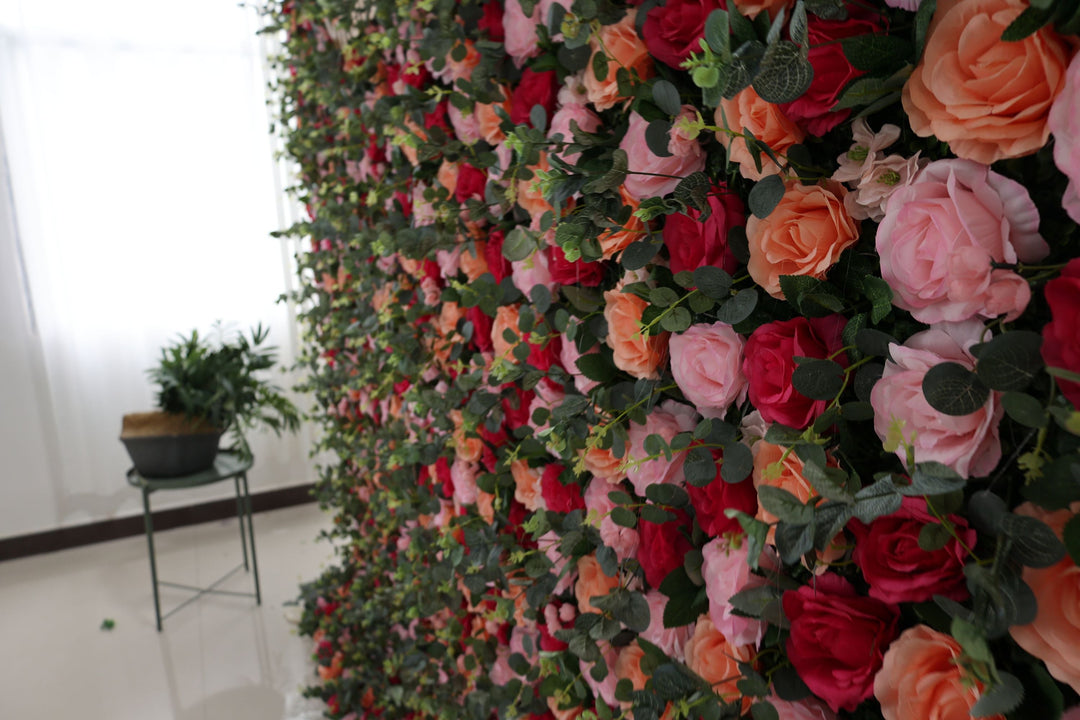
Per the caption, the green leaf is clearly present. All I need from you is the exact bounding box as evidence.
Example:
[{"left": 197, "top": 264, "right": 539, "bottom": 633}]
[
  {"left": 841, "top": 34, "right": 914, "bottom": 74},
  {"left": 804, "top": 0, "right": 847, "bottom": 20},
  {"left": 758, "top": 485, "right": 814, "bottom": 525},
  {"left": 751, "top": 701, "right": 780, "bottom": 720},
  {"left": 652, "top": 79, "right": 682, "bottom": 115},
  {"left": 774, "top": 521, "right": 814, "bottom": 565},
  {"left": 752, "top": 41, "right": 814, "bottom": 104},
  {"left": 693, "top": 266, "right": 733, "bottom": 299},
  {"left": 650, "top": 286, "right": 680, "bottom": 308},
  {"left": 971, "top": 672, "right": 1024, "bottom": 718},
  {"left": 661, "top": 570, "right": 708, "bottom": 628},
  {"left": 673, "top": 172, "right": 712, "bottom": 213},
  {"left": 1002, "top": 513, "right": 1067, "bottom": 568},
  {"left": 789, "top": 0, "right": 808, "bottom": 48},
  {"left": 652, "top": 664, "right": 700, "bottom": 701},
  {"left": 611, "top": 506, "right": 638, "bottom": 528},
  {"left": 621, "top": 240, "right": 661, "bottom": 270},
  {"left": 918, "top": 522, "right": 952, "bottom": 551},
  {"left": 1001, "top": 4, "right": 1053, "bottom": 42},
  {"left": 951, "top": 616, "right": 994, "bottom": 665},
  {"left": 914, "top": 0, "right": 936, "bottom": 60},
  {"left": 660, "top": 306, "right": 693, "bottom": 333},
  {"left": 721, "top": 40, "right": 766, "bottom": 98},
  {"left": 1065, "top": 515, "right": 1080, "bottom": 567},
  {"left": 645, "top": 119, "right": 674, "bottom": 158},
  {"left": 791, "top": 358, "right": 845, "bottom": 401},
  {"left": 1021, "top": 455, "right": 1080, "bottom": 510},
  {"left": 502, "top": 226, "right": 538, "bottom": 262},
  {"left": 685, "top": 446, "right": 718, "bottom": 487},
  {"left": 576, "top": 352, "right": 617, "bottom": 383},
  {"left": 725, "top": 510, "right": 769, "bottom": 569},
  {"left": 720, "top": 441, "right": 753, "bottom": 483},
  {"left": 853, "top": 477, "right": 902, "bottom": 523},
  {"left": 592, "top": 48, "right": 609, "bottom": 81},
  {"left": 716, "top": 288, "right": 758, "bottom": 324},
  {"left": 704, "top": 9, "right": 731, "bottom": 56},
  {"left": 802, "top": 460, "right": 853, "bottom": 502},
  {"left": 899, "top": 462, "right": 967, "bottom": 496},
  {"left": 646, "top": 482, "right": 689, "bottom": 507},
  {"left": 922, "top": 362, "right": 991, "bottom": 417},
  {"left": 641, "top": 503, "right": 676, "bottom": 524},
  {"left": 1002, "top": 391, "right": 1048, "bottom": 428},
  {"left": 973, "top": 330, "right": 1043, "bottom": 392},
  {"left": 728, "top": 584, "right": 781, "bottom": 618},
  {"left": 614, "top": 591, "right": 651, "bottom": 632},
  {"left": 748, "top": 174, "right": 785, "bottom": 218},
  {"left": 855, "top": 328, "right": 896, "bottom": 359},
  {"left": 862, "top": 276, "right": 893, "bottom": 323}
]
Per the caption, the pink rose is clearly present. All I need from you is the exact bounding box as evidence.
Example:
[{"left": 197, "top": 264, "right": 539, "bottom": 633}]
[
  {"left": 451, "top": 458, "right": 479, "bottom": 507},
  {"left": 626, "top": 400, "right": 699, "bottom": 496},
  {"left": 512, "top": 247, "right": 556, "bottom": 298},
  {"left": 1049, "top": 51, "right": 1080, "bottom": 223},
  {"left": 620, "top": 108, "right": 706, "bottom": 201},
  {"left": 639, "top": 589, "right": 693, "bottom": 658},
  {"left": 548, "top": 102, "right": 601, "bottom": 166},
  {"left": 669, "top": 321, "right": 748, "bottom": 418},
  {"left": 702, "top": 537, "right": 767, "bottom": 647},
  {"left": 877, "top": 159, "right": 1048, "bottom": 324},
  {"left": 584, "top": 478, "right": 640, "bottom": 562},
  {"left": 766, "top": 696, "right": 838, "bottom": 720},
  {"left": 502, "top": 0, "right": 540, "bottom": 66},
  {"left": 870, "top": 321, "right": 1003, "bottom": 478},
  {"left": 560, "top": 329, "right": 600, "bottom": 395},
  {"left": 539, "top": 530, "right": 577, "bottom": 595}
]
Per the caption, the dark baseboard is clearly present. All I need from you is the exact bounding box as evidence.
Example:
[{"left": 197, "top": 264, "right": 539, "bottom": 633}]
[{"left": 0, "top": 483, "right": 316, "bottom": 562}]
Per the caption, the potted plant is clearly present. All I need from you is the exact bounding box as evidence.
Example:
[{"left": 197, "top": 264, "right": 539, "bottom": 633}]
[{"left": 120, "top": 323, "right": 301, "bottom": 477}]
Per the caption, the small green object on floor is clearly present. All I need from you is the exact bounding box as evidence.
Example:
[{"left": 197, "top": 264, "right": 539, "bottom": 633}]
[{"left": 100, "top": 618, "right": 115, "bottom": 631}]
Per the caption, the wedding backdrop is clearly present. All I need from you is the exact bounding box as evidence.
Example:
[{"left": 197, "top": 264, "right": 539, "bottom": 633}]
[{"left": 264, "top": 0, "right": 1080, "bottom": 717}]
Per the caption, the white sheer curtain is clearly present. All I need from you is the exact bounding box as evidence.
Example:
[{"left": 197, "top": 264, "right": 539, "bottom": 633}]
[{"left": 0, "top": 0, "right": 313, "bottom": 537}]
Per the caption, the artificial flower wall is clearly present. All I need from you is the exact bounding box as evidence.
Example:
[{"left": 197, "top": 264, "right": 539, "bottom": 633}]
[{"left": 264, "top": 0, "right": 1080, "bottom": 717}]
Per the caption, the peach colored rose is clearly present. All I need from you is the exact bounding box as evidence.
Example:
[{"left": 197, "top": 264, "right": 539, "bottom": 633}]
[
  {"left": 491, "top": 304, "right": 522, "bottom": 362},
  {"left": 451, "top": 410, "right": 483, "bottom": 463},
  {"left": 517, "top": 153, "right": 554, "bottom": 222},
  {"left": 753, "top": 439, "right": 815, "bottom": 535},
  {"left": 604, "top": 286, "right": 669, "bottom": 379},
  {"left": 903, "top": 0, "right": 1071, "bottom": 165},
  {"left": 511, "top": 460, "right": 545, "bottom": 511},
  {"left": 476, "top": 87, "right": 511, "bottom": 145},
  {"left": 746, "top": 180, "right": 859, "bottom": 299},
  {"left": 1050, "top": 52, "right": 1080, "bottom": 223},
  {"left": 684, "top": 615, "right": 753, "bottom": 705},
  {"left": 1009, "top": 501, "right": 1080, "bottom": 693},
  {"left": 582, "top": 443, "right": 627, "bottom": 482},
  {"left": 598, "top": 187, "right": 648, "bottom": 260},
  {"left": 621, "top": 107, "right": 706, "bottom": 201},
  {"left": 875, "top": 624, "right": 1003, "bottom": 720},
  {"left": 459, "top": 241, "right": 490, "bottom": 282},
  {"left": 436, "top": 159, "right": 459, "bottom": 197},
  {"left": 546, "top": 697, "right": 583, "bottom": 720},
  {"left": 575, "top": 553, "right": 621, "bottom": 614},
  {"left": 476, "top": 489, "right": 495, "bottom": 524},
  {"left": 870, "top": 321, "right": 1003, "bottom": 478},
  {"left": 715, "top": 86, "right": 805, "bottom": 181},
  {"left": 614, "top": 643, "right": 648, "bottom": 697},
  {"left": 876, "top": 159, "right": 1047, "bottom": 324},
  {"left": 584, "top": 10, "right": 655, "bottom": 111},
  {"left": 670, "top": 321, "right": 748, "bottom": 419}
]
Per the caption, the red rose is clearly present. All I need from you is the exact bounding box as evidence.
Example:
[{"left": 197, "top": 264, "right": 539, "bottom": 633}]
[
  {"left": 642, "top": 0, "right": 727, "bottom": 69},
  {"left": 465, "top": 305, "right": 494, "bottom": 353},
  {"left": 540, "top": 464, "right": 586, "bottom": 513},
  {"left": 433, "top": 456, "right": 454, "bottom": 499},
  {"left": 1043, "top": 257, "right": 1080, "bottom": 408},
  {"left": 423, "top": 99, "right": 449, "bottom": 131},
  {"left": 782, "top": 573, "right": 901, "bottom": 713},
  {"left": 502, "top": 385, "right": 535, "bottom": 429},
  {"left": 549, "top": 244, "right": 606, "bottom": 287},
  {"left": 779, "top": 11, "right": 880, "bottom": 136},
  {"left": 485, "top": 229, "right": 513, "bottom": 283},
  {"left": 849, "top": 496, "right": 974, "bottom": 604},
  {"left": 638, "top": 507, "right": 694, "bottom": 588},
  {"left": 477, "top": 0, "right": 505, "bottom": 42},
  {"left": 510, "top": 68, "right": 559, "bottom": 127},
  {"left": 455, "top": 163, "right": 487, "bottom": 203},
  {"left": 663, "top": 183, "right": 745, "bottom": 276},
  {"left": 743, "top": 315, "right": 847, "bottom": 429},
  {"left": 686, "top": 448, "right": 758, "bottom": 537}
]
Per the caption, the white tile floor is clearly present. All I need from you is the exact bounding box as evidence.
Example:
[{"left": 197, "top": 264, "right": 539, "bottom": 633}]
[{"left": 0, "top": 503, "right": 336, "bottom": 720}]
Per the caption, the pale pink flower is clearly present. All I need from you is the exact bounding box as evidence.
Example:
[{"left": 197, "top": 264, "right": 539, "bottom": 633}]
[
  {"left": 702, "top": 536, "right": 767, "bottom": 647},
  {"left": 503, "top": 0, "right": 541, "bottom": 66},
  {"left": 584, "top": 477, "right": 640, "bottom": 562},
  {"left": 621, "top": 109, "right": 706, "bottom": 201},
  {"left": 639, "top": 589, "right": 693, "bottom": 659},
  {"left": 625, "top": 400, "right": 699, "bottom": 495},
  {"left": 1049, "top": 51, "right": 1080, "bottom": 223},
  {"left": 669, "top": 322, "right": 747, "bottom": 418}
]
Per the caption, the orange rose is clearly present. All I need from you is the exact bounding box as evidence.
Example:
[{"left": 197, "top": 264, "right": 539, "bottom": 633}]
[
  {"left": 614, "top": 643, "right": 648, "bottom": 701},
  {"left": 492, "top": 304, "right": 522, "bottom": 362},
  {"left": 875, "top": 624, "right": 1003, "bottom": 720},
  {"left": 433, "top": 300, "right": 466, "bottom": 363},
  {"left": 753, "top": 440, "right": 814, "bottom": 534},
  {"left": 476, "top": 489, "right": 496, "bottom": 524},
  {"left": 584, "top": 10, "right": 655, "bottom": 111},
  {"left": 582, "top": 444, "right": 627, "bottom": 482},
  {"left": 1009, "top": 501, "right": 1080, "bottom": 693},
  {"left": 903, "top": 0, "right": 1072, "bottom": 165},
  {"left": 746, "top": 180, "right": 859, "bottom": 299},
  {"left": 575, "top": 553, "right": 621, "bottom": 614},
  {"left": 598, "top": 187, "right": 648, "bottom": 260},
  {"left": 476, "top": 86, "right": 511, "bottom": 145},
  {"left": 436, "top": 159, "right": 459, "bottom": 197},
  {"left": 684, "top": 615, "right": 753, "bottom": 706},
  {"left": 460, "top": 241, "right": 490, "bottom": 281},
  {"left": 511, "top": 459, "right": 544, "bottom": 511},
  {"left": 517, "top": 152, "right": 553, "bottom": 222},
  {"left": 451, "top": 409, "right": 482, "bottom": 463},
  {"left": 547, "top": 697, "right": 583, "bottom": 720},
  {"left": 603, "top": 287, "right": 669, "bottom": 379},
  {"left": 715, "top": 87, "right": 805, "bottom": 181}
]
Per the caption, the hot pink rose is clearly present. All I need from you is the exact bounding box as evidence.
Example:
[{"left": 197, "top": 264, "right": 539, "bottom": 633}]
[
  {"left": 783, "top": 573, "right": 901, "bottom": 713},
  {"left": 1042, "top": 258, "right": 1080, "bottom": 408},
  {"left": 549, "top": 245, "right": 605, "bottom": 287},
  {"left": 742, "top": 315, "right": 846, "bottom": 429},
  {"left": 620, "top": 108, "right": 706, "bottom": 201},
  {"left": 850, "top": 496, "right": 975, "bottom": 604},
  {"left": 670, "top": 321, "right": 748, "bottom": 418},
  {"left": 641, "top": 0, "right": 726, "bottom": 69},
  {"left": 626, "top": 400, "right": 699, "bottom": 495},
  {"left": 870, "top": 321, "right": 1003, "bottom": 478},
  {"left": 1050, "top": 52, "right": 1080, "bottom": 223},
  {"left": 687, "top": 447, "right": 757, "bottom": 537},
  {"left": 502, "top": 0, "right": 540, "bottom": 66},
  {"left": 702, "top": 537, "right": 767, "bottom": 647},
  {"left": 877, "top": 159, "right": 1048, "bottom": 324},
  {"left": 638, "top": 507, "right": 694, "bottom": 588},
  {"left": 662, "top": 183, "right": 744, "bottom": 276},
  {"left": 541, "top": 463, "right": 585, "bottom": 513},
  {"left": 510, "top": 68, "right": 558, "bottom": 127}
]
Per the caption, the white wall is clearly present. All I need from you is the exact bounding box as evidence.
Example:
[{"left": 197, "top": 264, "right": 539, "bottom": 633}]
[{"left": 0, "top": 1, "right": 317, "bottom": 540}]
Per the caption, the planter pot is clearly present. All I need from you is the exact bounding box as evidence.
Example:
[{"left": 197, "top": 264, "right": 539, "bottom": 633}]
[{"left": 120, "top": 412, "right": 224, "bottom": 478}]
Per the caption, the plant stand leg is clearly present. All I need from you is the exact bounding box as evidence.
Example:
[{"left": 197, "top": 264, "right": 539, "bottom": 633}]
[
  {"left": 142, "top": 488, "right": 163, "bottom": 632},
  {"left": 234, "top": 475, "right": 250, "bottom": 572},
  {"left": 241, "top": 472, "right": 261, "bottom": 605}
]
